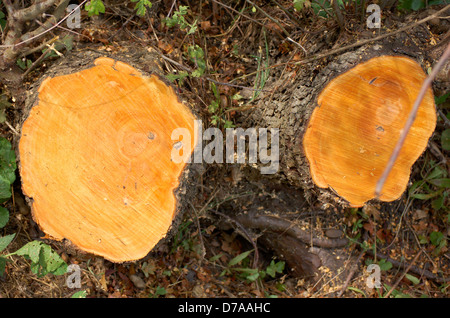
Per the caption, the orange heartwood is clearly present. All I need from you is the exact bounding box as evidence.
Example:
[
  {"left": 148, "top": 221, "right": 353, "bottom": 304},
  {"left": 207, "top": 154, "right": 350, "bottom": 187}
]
[
  {"left": 303, "top": 56, "right": 436, "bottom": 207},
  {"left": 19, "top": 57, "right": 198, "bottom": 262}
]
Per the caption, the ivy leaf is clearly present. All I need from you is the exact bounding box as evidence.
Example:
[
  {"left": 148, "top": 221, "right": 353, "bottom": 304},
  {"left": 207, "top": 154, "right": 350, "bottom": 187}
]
[
  {"left": 14, "top": 240, "right": 43, "bottom": 263},
  {"left": 0, "top": 137, "right": 17, "bottom": 185},
  {"left": 0, "top": 206, "right": 9, "bottom": 228},
  {"left": 0, "top": 233, "right": 15, "bottom": 252},
  {"left": 430, "top": 231, "right": 444, "bottom": 246},
  {"left": 0, "top": 176, "right": 11, "bottom": 200}
]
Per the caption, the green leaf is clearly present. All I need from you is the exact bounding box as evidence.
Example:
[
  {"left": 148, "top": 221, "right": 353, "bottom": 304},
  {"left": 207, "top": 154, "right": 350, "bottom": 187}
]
[
  {"left": 245, "top": 271, "right": 260, "bottom": 281},
  {"left": 14, "top": 240, "right": 43, "bottom": 263},
  {"left": 435, "top": 92, "right": 450, "bottom": 105},
  {"left": 441, "top": 129, "right": 450, "bottom": 151},
  {"left": 347, "top": 286, "right": 367, "bottom": 297},
  {"left": 85, "top": 0, "right": 105, "bottom": 17},
  {"left": 0, "top": 176, "right": 11, "bottom": 199},
  {"left": 432, "top": 195, "right": 444, "bottom": 210},
  {"left": 0, "top": 206, "right": 9, "bottom": 228},
  {"left": 293, "top": 0, "right": 306, "bottom": 11},
  {"left": 131, "top": 0, "right": 152, "bottom": 17},
  {"left": 405, "top": 274, "right": 420, "bottom": 285},
  {"left": 427, "top": 178, "right": 450, "bottom": 188},
  {"left": 209, "top": 253, "right": 223, "bottom": 262},
  {"left": 378, "top": 259, "right": 392, "bottom": 271},
  {"left": 166, "top": 71, "right": 189, "bottom": 82},
  {"left": 427, "top": 166, "right": 445, "bottom": 180},
  {"left": 0, "top": 137, "right": 17, "bottom": 185},
  {"left": 14, "top": 240, "right": 67, "bottom": 277},
  {"left": 430, "top": 231, "right": 444, "bottom": 246},
  {"left": 266, "top": 260, "right": 285, "bottom": 278},
  {"left": 228, "top": 250, "right": 253, "bottom": 266},
  {"left": 71, "top": 290, "right": 87, "bottom": 298},
  {"left": 411, "top": 0, "right": 425, "bottom": 10},
  {"left": 410, "top": 188, "right": 444, "bottom": 200},
  {"left": 208, "top": 100, "right": 219, "bottom": 114},
  {"left": 0, "top": 233, "right": 15, "bottom": 252}
]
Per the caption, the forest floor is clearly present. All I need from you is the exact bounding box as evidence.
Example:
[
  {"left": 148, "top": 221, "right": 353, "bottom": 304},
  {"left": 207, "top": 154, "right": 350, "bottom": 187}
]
[{"left": 0, "top": 0, "right": 449, "bottom": 298}]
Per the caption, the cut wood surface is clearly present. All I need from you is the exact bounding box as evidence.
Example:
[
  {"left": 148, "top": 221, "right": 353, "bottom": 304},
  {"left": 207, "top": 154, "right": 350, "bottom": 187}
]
[
  {"left": 303, "top": 56, "right": 437, "bottom": 207},
  {"left": 19, "top": 57, "right": 198, "bottom": 262}
]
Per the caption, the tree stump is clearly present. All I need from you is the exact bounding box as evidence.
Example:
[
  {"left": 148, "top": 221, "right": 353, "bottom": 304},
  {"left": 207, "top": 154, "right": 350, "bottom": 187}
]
[
  {"left": 243, "top": 42, "right": 438, "bottom": 207},
  {"left": 17, "top": 47, "right": 200, "bottom": 262}
]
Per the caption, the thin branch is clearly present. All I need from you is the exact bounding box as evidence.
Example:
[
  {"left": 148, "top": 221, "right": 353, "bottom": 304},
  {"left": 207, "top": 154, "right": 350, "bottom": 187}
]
[{"left": 375, "top": 43, "right": 450, "bottom": 198}]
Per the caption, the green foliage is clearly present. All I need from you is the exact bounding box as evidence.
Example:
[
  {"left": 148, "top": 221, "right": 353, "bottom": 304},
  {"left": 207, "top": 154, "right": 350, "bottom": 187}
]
[
  {"left": 293, "top": 0, "right": 306, "bottom": 11},
  {"left": 0, "top": 137, "right": 16, "bottom": 218},
  {"left": 397, "top": 0, "right": 448, "bottom": 11},
  {"left": 0, "top": 206, "right": 8, "bottom": 228},
  {"left": 9, "top": 241, "right": 67, "bottom": 277},
  {"left": 408, "top": 164, "right": 449, "bottom": 211},
  {"left": 218, "top": 250, "right": 285, "bottom": 283},
  {"left": 0, "top": 10, "right": 6, "bottom": 30},
  {"left": 0, "top": 233, "right": 15, "bottom": 275},
  {"left": 188, "top": 45, "right": 206, "bottom": 77},
  {"left": 164, "top": 6, "right": 198, "bottom": 35},
  {"left": 71, "top": 290, "right": 88, "bottom": 298},
  {"left": 131, "top": 0, "right": 152, "bottom": 17},
  {"left": 85, "top": 0, "right": 105, "bottom": 16},
  {"left": 166, "top": 44, "right": 206, "bottom": 83},
  {"left": 16, "top": 58, "right": 32, "bottom": 70},
  {"left": 150, "top": 286, "right": 167, "bottom": 298}
]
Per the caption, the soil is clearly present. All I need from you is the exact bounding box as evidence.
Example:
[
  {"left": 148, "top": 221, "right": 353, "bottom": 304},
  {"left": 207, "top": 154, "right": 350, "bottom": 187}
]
[{"left": 0, "top": 1, "right": 449, "bottom": 298}]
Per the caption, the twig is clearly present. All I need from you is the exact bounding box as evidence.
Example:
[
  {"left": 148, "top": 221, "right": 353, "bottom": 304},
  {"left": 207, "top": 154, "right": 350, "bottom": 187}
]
[
  {"left": 383, "top": 250, "right": 422, "bottom": 298},
  {"left": 4, "top": 120, "right": 19, "bottom": 135},
  {"left": 375, "top": 42, "right": 450, "bottom": 198}
]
